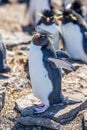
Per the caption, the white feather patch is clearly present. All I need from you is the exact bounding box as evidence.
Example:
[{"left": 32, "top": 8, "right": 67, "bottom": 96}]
[{"left": 29, "top": 43, "right": 53, "bottom": 106}]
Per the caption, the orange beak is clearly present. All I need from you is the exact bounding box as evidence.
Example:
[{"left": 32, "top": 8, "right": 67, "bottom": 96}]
[
  {"left": 34, "top": 33, "right": 40, "bottom": 38},
  {"left": 57, "top": 16, "right": 63, "bottom": 21},
  {"left": 46, "top": 17, "right": 50, "bottom": 23}
]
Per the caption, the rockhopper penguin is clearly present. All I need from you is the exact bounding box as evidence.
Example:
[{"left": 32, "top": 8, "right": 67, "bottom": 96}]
[
  {"left": 28, "top": 0, "right": 52, "bottom": 26},
  {"left": 37, "top": 9, "right": 62, "bottom": 50},
  {"left": 57, "top": 8, "right": 87, "bottom": 63},
  {"left": 29, "top": 30, "right": 75, "bottom": 114}
]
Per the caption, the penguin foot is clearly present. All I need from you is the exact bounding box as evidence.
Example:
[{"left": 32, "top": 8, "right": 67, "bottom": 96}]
[{"left": 33, "top": 105, "right": 48, "bottom": 114}]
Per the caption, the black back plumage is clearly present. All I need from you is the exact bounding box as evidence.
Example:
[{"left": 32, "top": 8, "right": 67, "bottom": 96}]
[
  {"left": 32, "top": 32, "right": 63, "bottom": 105},
  {"left": 41, "top": 45, "right": 63, "bottom": 105},
  {"left": 71, "top": 0, "right": 83, "bottom": 15}
]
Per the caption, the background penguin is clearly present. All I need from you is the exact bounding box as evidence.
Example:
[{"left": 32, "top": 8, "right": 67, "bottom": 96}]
[
  {"left": 28, "top": 0, "right": 52, "bottom": 27},
  {"left": 37, "top": 9, "right": 62, "bottom": 50},
  {"left": 71, "top": 0, "right": 83, "bottom": 15},
  {"left": 0, "top": 34, "right": 10, "bottom": 73},
  {"left": 29, "top": 30, "right": 75, "bottom": 114},
  {"left": 63, "top": 0, "right": 82, "bottom": 13},
  {"left": 57, "top": 8, "right": 87, "bottom": 63},
  {"left": 0, "top": 0, "right": 9, "bottom": 4},
  {"left": 63, "top": 0, "right": 87, "bottom": 22}
]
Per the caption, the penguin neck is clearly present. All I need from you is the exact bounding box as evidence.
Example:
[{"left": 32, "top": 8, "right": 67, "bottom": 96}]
[
  {"left": 62, "top": 17, "right": 77, "bottom": 25},
  {"left": 41, "top": 40, "right": 56, "bottom": 58},
  {"left": 37, "top": 19, "right": 55, "bottom": 26}
]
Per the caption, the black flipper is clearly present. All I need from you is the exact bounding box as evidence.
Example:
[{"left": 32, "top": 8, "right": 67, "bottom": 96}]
[
  {"left": 56, "top": 50, "right": 71, "bottom": 59},
  {"left": 48, "top": 57, "right": 76, "bottom": 71}
]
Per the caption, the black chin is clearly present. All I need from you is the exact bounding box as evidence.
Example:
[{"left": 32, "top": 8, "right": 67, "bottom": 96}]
[{"left": 33, "top": 38, "right": 47, "bottom": 46}]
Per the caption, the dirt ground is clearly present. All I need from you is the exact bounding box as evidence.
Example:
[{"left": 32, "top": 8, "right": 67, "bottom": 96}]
[{"left": 0, "top": 0, "right": 87, "bottom": 130}]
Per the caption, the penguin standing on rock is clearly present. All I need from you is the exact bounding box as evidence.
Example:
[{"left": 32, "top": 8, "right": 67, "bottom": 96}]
[
  {"left": 29, "top": 30, "right": 75, "bottom": 114},
  {"left": 28, "top": 0, "right": 52, "bottom": 27},
  {"left": 57, "top": 8, "right": 87, "bottom": 63},
  {"left": 37, "top": 10, "right": 62, "bottom": 50}
]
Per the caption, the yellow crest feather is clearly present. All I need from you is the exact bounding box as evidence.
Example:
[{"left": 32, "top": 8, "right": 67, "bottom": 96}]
[
  {"left": 37, "top": 13, "right": 44, "bottom": 17},
  {"left": 69, "top": 14, "right": 77, "bottom": 21}
]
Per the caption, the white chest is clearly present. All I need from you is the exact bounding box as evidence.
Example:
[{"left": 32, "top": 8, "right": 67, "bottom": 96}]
[
  {"left": 29, "top": 43, "right": 53, "bottom": 105},
  {"left": 37, "top": 23, "right": 60, "bottom": 49},
  {"left": 61, "top": 23, "right": 87, "bottom": 62}
]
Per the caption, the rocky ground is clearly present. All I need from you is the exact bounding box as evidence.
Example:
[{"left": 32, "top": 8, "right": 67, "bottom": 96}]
[{"left": 0, "top": 0, "right": 87, "bottom": 130}]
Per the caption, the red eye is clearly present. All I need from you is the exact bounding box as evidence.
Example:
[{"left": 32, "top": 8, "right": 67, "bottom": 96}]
[{"left": 41, "top": 36, "right": 46, "bottom": 39}]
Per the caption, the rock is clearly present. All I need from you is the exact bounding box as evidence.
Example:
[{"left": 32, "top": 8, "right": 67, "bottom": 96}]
[
  {"left": 83, "top": 111, "right": 87, "bottom": 130},
  {"left": 0, "top": 118, "right": 13, "bottom": 130},
  {"left": 3, "top": 32, "right": 32, "bottom": 48},
  {"left": 81, "top": 89, "right": 87, "bottom": 97},
  {"left": 0, "top": 87, "right": 6, "bottom": 112},
  {"left": 16, "top": 116, "right": 60, "bottom": 130},
  {"left": 15, "top": 93, "right": 87, "bottom": 125},
  {"left": 60, "top": 113, "right": 83, "bottom": 130},
  {"left": 15, "top": 93, "right": 41, "bottom": 112}
]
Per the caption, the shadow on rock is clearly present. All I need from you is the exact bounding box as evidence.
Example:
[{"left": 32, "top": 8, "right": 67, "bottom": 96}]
[
  {"left": 12, "top": 92, "right": 84, "bottom": 130},
  {"left": 0, "top": 74, "right": 9, "bottom": 79},
  {"left": 22, "top": 24, "right": 35, "bottom": 36}
]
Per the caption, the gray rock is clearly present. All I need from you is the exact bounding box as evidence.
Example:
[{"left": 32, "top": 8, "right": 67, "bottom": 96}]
[
  {"left": 15, "top": 93, "right": 87, "bottom": 125},
  {"left": 15, "top": 93, "right": 41, "bottom": 112},
  {"left": 4, "top": 32, "right": 32, "bottom": 48},
  {"left": 83, "top": 111, "right": 87, "bottom": 130},
  {"left": 0, "top": 87, "right": 6, "bottom": 112},
  {"left": 16, "top": 116, "right": 60, "bottom": 130}
]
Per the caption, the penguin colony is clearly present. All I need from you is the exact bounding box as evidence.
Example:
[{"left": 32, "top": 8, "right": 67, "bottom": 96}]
[
  {"left": 0, "top": 0, "right": 86, "bottom": 114},
  {"left": 28, "top": 0, "right": 87, "bottom": 113},
  {"left": 0, "top": 0, "right": 87, "bottom": 114}
]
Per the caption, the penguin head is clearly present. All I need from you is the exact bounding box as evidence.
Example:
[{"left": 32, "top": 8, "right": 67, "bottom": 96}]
[
  {"left": 55, "top": 8, "right": 77, "bottom": 22},
  {"left": 71, "top": 0, "right": 83, "bottom": 15},
  {"left": 57, "top": 0, "right": 82, "bottom": 23},
  {"left": 32, "top": 31, "right": 51, "bottom": 46},
  {"left": 39, "top": 10, "right": 55, "bottom": 25},
  {"left": 56, "top": 9, "right": 77, "bottom": 22}
]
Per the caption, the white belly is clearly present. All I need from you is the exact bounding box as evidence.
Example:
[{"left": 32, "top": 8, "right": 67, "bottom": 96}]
[
  {"left": 37, "top": 23, "right": 60, "bottom": 49},
  {"left": 61, "top": 23, "right": 87, "bottom": 62},
  {"left": 29, "top": 43, "right": 53, "bottom": 106},
  {"left": 29, "top": 0, "right": 50, "bottom": 25}
]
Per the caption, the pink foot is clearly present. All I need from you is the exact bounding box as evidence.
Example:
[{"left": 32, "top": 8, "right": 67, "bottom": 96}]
[{"left": 34, "top": 104, "right": 48, "bottom": 114}]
